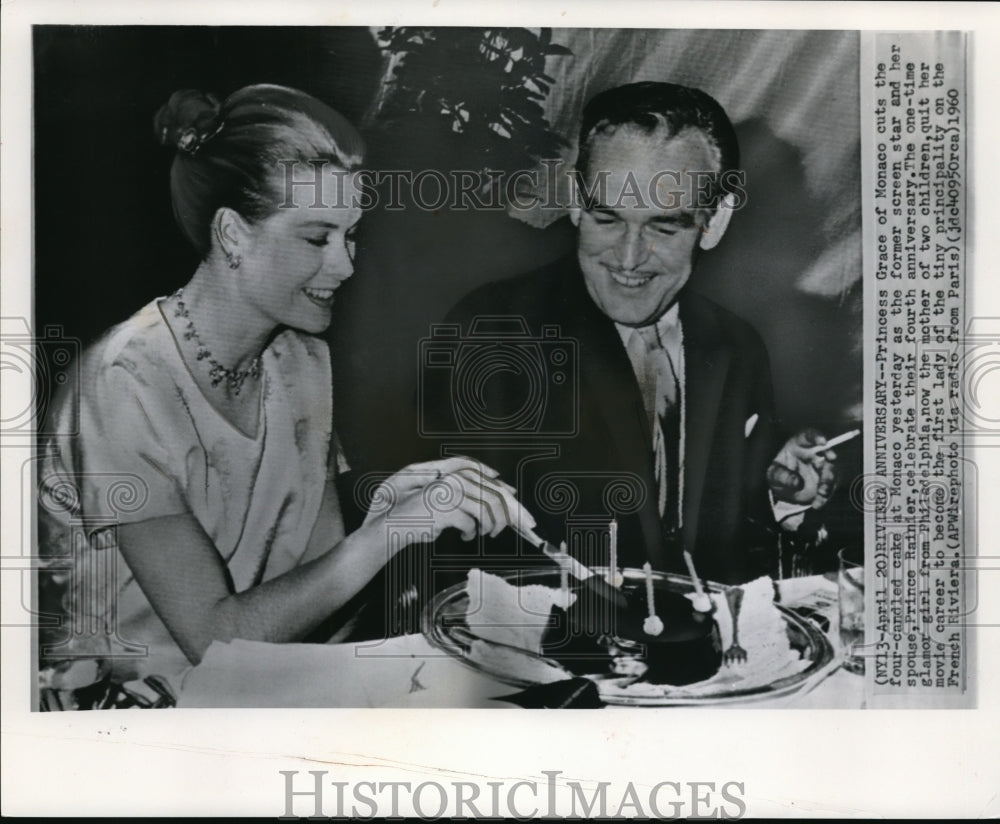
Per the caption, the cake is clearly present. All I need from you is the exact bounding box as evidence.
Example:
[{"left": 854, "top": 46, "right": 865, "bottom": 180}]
[
  {"left": 541, "top": 578, "right": 721, "bottom": 686},
  {"left": 462, "top": 569, "right": 811, "bottom": 701}
]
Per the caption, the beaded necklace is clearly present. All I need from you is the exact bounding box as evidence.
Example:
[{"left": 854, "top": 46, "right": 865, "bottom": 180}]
[{"left": 171, "top": 288, "right": 261, "bottom": 395}]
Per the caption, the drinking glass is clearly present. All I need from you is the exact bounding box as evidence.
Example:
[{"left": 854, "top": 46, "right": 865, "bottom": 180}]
[{"left": 837, "top": 546, "right": 865, "bottom": 675}]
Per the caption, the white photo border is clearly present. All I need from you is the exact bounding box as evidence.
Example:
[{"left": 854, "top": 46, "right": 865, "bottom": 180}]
[{"left": 2, "top": 1, "right": 999, "bottom": 818}]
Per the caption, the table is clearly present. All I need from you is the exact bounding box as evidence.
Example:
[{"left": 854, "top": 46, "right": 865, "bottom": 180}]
[{"left": 177, "top": 575, "right": 864, "bottom": 709}]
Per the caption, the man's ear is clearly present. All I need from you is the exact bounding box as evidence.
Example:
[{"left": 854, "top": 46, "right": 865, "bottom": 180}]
[{"left": 698, "top": 192, "right": 735, "bottom": 251}]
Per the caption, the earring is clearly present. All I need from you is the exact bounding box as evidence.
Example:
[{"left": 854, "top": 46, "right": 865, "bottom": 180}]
[{"left": 226, "top": 251, "right": 242, "bottom": 269}]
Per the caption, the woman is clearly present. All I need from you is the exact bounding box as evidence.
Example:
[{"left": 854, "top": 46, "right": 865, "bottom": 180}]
[{"left": 38, "top": 84, "right": 531, "bottom": 702}]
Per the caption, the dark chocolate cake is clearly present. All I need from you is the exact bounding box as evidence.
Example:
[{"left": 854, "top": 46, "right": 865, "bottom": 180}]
[{"left": 541, "top": 580, "right": 721, "bottom": 686}]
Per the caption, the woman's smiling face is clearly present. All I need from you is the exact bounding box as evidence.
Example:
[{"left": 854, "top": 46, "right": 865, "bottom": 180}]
[{"left": 234, "top": 170, "right": 363, "bottom": 335}]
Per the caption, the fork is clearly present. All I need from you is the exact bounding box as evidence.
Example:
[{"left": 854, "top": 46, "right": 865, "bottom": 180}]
[{"left": 723, "top": 587, "right": 748, "bottom": 665}]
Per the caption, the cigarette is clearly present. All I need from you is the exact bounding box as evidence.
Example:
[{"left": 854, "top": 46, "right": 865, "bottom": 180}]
[{"left": 806, "top": 428, "right": 860, "bottom": 455}]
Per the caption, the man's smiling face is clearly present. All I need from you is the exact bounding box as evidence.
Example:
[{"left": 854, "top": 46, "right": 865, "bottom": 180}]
[{"left": 572, "top": 125, "right": 728, "bottom": 327}]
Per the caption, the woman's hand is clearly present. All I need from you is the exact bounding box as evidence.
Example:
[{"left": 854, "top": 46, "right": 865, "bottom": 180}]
[
  {"left": 362, "top": 456, "right": 535, "bottom": 544},
  {"left": 113, "top": 458, "right": 532, "bottom": 664}
]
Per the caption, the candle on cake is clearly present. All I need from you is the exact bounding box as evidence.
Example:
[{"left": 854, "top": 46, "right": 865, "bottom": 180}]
[
  {"left": 606, "top": 519, "right": 623, "bottom": 588},
  {"left": 683, "top": 550, "right": 714, "bottom": 613},
  {"left": 642, "top": 562, "right": 664, "bottom": 636}
]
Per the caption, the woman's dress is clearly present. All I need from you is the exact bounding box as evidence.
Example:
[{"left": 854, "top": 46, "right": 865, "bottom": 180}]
[{"left": 38, "top": 298, "right": 344, "bottom": 685}]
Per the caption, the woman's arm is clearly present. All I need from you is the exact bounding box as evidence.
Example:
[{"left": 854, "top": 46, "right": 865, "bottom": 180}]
[
  {"left": 117, "top": 512, "right": 393, "bottom": 665},
  {"left": 300, "top": 472, "right": 350, "bottom": 565},
  {"left": 118, "top": 456, "right": 533, "bottom": 665}
]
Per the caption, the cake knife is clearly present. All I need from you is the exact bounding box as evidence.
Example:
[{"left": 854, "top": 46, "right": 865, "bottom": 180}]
[{"left": 513, "top": 524, "right": 627, "bottom": 608}]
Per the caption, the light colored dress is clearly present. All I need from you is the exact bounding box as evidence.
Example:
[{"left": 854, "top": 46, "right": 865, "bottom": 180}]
[{"left": 38, "top": 298, "right": 344, "bottom": 684}]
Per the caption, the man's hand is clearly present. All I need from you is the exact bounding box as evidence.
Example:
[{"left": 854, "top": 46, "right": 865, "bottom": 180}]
[{"left": 767, "top": 429, "right": 838, "bottom": 509}]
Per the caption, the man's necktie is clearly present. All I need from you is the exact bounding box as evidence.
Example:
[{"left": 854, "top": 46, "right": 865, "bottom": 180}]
[{"left": 627, "top": 325, "right": 682, "bottom": 530}]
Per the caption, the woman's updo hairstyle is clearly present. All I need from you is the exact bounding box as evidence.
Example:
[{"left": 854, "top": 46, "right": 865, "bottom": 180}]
[{"left": 154, "top": 84, "right": 364, "bottom": 257}]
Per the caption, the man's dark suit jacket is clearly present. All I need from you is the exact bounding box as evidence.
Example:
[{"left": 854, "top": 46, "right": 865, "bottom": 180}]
[{"left": 433, "top": 255, "right": 780, "bottom": 585}]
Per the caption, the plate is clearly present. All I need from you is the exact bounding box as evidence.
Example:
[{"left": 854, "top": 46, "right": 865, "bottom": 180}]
[{"left": 421, "top": 567, "right": 836, "bottom": 706}]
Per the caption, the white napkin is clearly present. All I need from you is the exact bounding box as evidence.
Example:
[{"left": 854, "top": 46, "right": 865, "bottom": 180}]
[
  {"left": 463, "top": 568, "right": 576, "bottom": 650},
  {"left": 463, "top": 569, "right": 578, "bottom": 683}
]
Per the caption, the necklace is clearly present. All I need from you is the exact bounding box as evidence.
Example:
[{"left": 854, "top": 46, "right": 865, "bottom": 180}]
[{"left": 171, "top": 288, "right": 261, "bottom": 395}]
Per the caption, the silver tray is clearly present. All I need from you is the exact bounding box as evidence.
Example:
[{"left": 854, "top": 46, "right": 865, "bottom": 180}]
[{"left": 422, "top": 567, "right": 836, "bottom": 706}]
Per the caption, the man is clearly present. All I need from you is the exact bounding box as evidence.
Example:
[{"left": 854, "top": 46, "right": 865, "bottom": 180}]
[{"left": 435, "top": 82, "right": 836, "bottom": 585}]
